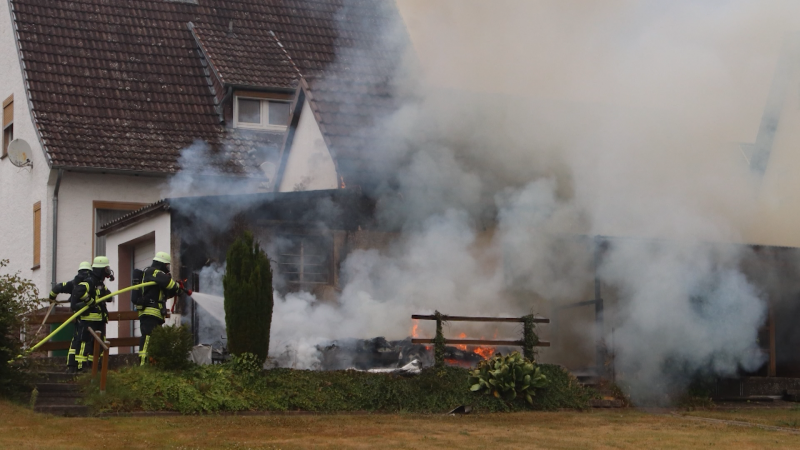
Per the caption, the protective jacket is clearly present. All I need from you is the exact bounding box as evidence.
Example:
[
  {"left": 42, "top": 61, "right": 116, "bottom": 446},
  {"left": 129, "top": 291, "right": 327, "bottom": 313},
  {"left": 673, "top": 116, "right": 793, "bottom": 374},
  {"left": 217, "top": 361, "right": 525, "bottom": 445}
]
[
  {"left": 69, "top": 272, "right": 111, "bottom": 323},
  {"left": 49, "top": 280, "right": 76, "bottom": 301},
  {"left": 140, "top": 263, "right": 181, "bottom": 323},
  {"left": 66, "top": 272, "right": 110, "bottom": 371}
]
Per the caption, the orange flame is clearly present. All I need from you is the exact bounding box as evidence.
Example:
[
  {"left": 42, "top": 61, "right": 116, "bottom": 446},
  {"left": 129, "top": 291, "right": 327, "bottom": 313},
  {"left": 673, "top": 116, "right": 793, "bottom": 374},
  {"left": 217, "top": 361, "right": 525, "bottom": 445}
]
[
  {"left": 449, "top": 329, "right": 499, "bottom": 361},
  {"left": 455, "top": 332, "right": 468, "bottom": 350},
  {"left": 340, "top": 176, "right": 346, "bottom": 189},
  {"left": 473, "top": 346, "right": 495, "bottom": 359},
  {"left": 412, "top": 319, "right": 431, "bottom": 350}
]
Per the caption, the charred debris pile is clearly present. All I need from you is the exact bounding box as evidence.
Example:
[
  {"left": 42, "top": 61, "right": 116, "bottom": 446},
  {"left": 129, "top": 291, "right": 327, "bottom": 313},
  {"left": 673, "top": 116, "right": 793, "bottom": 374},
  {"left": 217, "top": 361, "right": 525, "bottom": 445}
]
[{"left": 315, "top": 337, "right": 505, "bottom": 370}]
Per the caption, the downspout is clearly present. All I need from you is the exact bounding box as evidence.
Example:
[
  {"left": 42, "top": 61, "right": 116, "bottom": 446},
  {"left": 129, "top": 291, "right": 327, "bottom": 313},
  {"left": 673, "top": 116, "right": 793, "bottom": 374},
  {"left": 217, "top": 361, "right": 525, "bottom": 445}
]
[{"left": 51, "top": 169, "right": 63, "bottom": 287}]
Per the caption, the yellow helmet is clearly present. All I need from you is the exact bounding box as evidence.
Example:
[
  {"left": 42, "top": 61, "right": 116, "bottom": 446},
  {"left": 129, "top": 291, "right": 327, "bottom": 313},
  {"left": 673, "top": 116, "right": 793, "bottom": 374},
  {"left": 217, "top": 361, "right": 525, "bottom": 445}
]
[
  {"left": 153, "top": 252, "right": 171, "bottom": 264},
  {"left": 78, "top": 261, "right": 92, "bottom": 271},
  {"left": 92, "top": 256, "right": 110, "bottom": 268}
]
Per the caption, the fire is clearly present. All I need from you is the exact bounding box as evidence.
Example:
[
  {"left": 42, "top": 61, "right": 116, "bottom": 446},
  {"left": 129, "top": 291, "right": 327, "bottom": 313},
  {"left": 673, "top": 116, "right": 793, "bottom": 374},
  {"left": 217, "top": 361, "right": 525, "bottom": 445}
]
[
  {"left": 444, "top": 358, "right": 473, "bottom": 368},
  {"left": 453, "top": 331, "right": 495, "bottom": 360},
  {"left": 412, "top": 319, "right": 431, "bottom": 350},
  {"left": 455, "top": 332, "right": 468, "bottom": 350},
  {"left": 473, "top": 346, "right": 495, "bottom": 359},
  {"left": 340, "top": 176, "right": 346, "bottom": 189}
]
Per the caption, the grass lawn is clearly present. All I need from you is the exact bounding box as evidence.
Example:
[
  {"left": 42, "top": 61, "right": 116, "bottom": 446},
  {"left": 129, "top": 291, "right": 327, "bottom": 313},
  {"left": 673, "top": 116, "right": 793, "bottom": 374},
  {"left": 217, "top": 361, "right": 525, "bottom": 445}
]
[
  {"left": 2, "top": 400, "right": 799, "bottom": 449},
  {"left": 684, "top": 405, "right": 800, "bottom": 429}
]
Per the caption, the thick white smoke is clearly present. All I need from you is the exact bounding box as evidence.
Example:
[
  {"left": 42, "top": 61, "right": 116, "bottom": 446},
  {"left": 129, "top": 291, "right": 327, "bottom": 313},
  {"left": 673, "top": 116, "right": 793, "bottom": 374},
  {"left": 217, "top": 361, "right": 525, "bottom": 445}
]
[{"left": 165, "top": 1, "right": 800, "bottom": 400}]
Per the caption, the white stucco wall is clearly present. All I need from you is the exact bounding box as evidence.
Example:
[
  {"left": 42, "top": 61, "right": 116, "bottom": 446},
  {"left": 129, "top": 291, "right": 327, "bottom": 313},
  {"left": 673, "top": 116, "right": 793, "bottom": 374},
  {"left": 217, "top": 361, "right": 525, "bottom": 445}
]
[
  {"left": 52, "top": 172, "right": 165, "bottom": 286},
  {"left": 278, "top": 98, "right": 339, "bottom": 192},
  {"left": 103, "top": 211, "right": 172, "bottom": 352},
  {"left": 0, "top": 3, "right": 51, "bottom": 293}
]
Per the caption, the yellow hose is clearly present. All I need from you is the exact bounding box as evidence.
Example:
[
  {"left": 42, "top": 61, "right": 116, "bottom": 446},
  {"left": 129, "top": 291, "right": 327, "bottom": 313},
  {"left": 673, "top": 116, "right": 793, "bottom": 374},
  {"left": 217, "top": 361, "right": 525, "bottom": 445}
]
[{"left": 11, "top": 281, "right": 157, "bottom": 361}]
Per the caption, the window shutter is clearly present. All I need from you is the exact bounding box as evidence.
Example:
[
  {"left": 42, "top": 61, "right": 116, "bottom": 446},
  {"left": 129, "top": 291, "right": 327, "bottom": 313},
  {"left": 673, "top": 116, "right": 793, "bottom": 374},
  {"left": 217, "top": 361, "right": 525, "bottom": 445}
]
[
  {"left": 33, "top": 202, "right": 41, "bottom": 268},
  {"left": 2, "top": 95, "right": 12, "bottom": 127}
]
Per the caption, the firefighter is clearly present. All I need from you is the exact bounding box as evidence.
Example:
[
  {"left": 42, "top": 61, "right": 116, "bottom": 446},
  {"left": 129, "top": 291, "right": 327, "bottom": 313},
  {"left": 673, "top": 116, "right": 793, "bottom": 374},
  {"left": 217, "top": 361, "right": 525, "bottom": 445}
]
[
  {"left": 67, "top": 256, "right": 114, "bottom": 373},
  {"left": 55, "top": 261, "right": 91, "bottom": 370},
  {"left": 138, "top": 251, "right": 183, "bottom": 366},
  {"left": 49, "top": 261, "right": 92, "bottom": 302}
]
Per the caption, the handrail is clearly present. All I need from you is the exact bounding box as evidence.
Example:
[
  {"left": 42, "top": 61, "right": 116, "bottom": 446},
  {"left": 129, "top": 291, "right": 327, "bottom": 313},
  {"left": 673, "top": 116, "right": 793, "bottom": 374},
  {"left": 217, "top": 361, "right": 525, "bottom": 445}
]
[
  {"left": 10, "top": 282, "right": 156, "bottom": 362},
  {"left": 87, "top": 327, "right": 110, "bottom": 393},
  {"left": 87, "top": 328, "right": 109, "bottom": 352}
]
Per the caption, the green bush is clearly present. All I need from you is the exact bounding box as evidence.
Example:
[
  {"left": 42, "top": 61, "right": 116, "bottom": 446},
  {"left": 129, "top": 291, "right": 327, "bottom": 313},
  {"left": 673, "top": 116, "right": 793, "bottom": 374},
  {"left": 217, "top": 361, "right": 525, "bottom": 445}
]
[
  {"left": 223, "top": 231, "right": 273, "bottom": 365},
  {"left": 0, "top": 259, "right": 40, "bottom": 397},
  {"left": 147, "top": 325, "right": 194, "bottom": 371},
  {"left": 231, "top": 352, "right": 263, "bottom": 378},
  {"left": 83, "top": 363, "right": 592, "bottom": 414},
  {"left": 469, "top": 352, "right": 549, "bottom": 404}
]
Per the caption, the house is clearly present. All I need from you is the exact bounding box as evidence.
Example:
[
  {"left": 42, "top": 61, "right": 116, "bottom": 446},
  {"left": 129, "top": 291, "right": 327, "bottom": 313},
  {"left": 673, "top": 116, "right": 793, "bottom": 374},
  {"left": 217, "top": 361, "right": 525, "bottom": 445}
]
[
  {"left": 1, "top": 0, "right": 407, "bottom": 355},
  {"left": 0, "top": 0, "right": 406, "bottom": 300}
]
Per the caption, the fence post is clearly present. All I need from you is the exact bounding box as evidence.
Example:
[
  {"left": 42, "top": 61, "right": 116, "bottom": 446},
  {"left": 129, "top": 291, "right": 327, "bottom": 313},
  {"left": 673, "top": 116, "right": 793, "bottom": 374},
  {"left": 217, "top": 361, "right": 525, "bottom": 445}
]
[
  {"left": 91, "top": 336, "right": 101, "bottom": 379},
  {"left": 100, "top": 344, "right": 109, "bottom": 394},
  {"left": 522, "top": 314, "right": 539, "bottom": 361},
  {"left": 434, "top": 311, "right": 445, "bottom": 368}
]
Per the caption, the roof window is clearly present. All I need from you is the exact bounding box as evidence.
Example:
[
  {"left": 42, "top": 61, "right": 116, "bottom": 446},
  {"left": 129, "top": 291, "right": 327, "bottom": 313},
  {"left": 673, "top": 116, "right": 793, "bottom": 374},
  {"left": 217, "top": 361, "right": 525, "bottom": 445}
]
[{"left": 234, "top": 95, "right": 290, "bottom": 131}]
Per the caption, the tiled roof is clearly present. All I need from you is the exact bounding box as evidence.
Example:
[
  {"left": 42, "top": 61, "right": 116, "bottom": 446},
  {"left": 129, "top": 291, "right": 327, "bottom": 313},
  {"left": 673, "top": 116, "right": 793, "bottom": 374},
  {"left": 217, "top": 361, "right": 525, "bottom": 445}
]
[{"left": 9, "top": 0, "right": 407, "bottom": 178}]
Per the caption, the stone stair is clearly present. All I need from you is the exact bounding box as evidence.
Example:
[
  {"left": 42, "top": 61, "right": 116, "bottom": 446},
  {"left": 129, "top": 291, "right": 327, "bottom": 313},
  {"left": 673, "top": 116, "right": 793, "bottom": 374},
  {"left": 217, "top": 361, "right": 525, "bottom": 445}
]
[
  {"left": 571, "top": 369, "right": 626, "bottom": 408},
  {"left": 30, "top": 371, "right": 89, "bottom": 417}
]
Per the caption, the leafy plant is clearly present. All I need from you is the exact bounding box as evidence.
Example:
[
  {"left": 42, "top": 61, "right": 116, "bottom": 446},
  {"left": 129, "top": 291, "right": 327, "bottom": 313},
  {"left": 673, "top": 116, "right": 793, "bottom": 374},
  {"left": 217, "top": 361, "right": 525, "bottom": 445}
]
[
  {"left": 469, "top": 352, "right": 549, "bottom": 404},
  {"left": 231, "top": 352, "right": 263, "bottom": 378},
  {"left": 223, "top": 231, "right": 273, "bottom": 365},
  {"left": 0, "top": 259, "right": 41, "bottom": 396},
  {"left": 147, "top": 325, "right": 195, "bottom": 371}
]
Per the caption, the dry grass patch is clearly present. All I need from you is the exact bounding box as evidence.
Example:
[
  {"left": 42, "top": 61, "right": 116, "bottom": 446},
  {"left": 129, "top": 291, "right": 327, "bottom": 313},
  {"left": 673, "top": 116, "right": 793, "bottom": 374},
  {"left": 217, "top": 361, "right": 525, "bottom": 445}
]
[{"left": 2, "top": 400, "right": 800, "bottom": 449}]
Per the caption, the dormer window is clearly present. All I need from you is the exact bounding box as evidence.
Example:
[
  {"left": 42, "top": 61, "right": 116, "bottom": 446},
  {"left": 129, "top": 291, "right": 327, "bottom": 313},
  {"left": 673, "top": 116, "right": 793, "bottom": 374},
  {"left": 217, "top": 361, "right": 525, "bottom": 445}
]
[{"left": 233, "top": 95, "right": 290, "bottom": 131}]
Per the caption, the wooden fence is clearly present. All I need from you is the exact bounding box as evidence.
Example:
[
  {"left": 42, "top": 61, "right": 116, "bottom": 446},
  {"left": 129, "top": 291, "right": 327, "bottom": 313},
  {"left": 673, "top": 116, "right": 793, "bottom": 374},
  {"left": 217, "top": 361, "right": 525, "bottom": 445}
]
[{"left": 411, "top": 312, "right": 550, "bottom": 366}]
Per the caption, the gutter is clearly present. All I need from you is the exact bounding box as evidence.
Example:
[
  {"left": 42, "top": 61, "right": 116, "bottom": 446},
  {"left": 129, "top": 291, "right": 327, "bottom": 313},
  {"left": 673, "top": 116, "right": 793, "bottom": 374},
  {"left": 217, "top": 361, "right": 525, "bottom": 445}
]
[{"left": 51, "top": 169, "right": 63, "bottom": 287}]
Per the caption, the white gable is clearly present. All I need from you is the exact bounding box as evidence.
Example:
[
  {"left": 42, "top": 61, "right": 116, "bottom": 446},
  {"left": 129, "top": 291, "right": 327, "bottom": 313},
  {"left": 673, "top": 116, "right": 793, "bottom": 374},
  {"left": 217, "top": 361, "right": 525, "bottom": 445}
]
[{"left": 278, "top": 98, "right": 339, "bottom": 192}]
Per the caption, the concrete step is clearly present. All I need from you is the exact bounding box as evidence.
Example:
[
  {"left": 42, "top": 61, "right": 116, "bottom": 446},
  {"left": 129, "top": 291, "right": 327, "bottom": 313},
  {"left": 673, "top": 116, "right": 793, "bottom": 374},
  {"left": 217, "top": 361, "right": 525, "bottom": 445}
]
[
  {"left": 571, "top": 370, "right": 600, "bottom": 387},
  {"left": 33, "top": 372, "right": 76, "bottom": 384},
  {"left": 35, "top": 395, "right": 82, "bottom": 406},
  {"left": 35, "top": 383, "right": 81, "bottom": 393},
  {"left": 34, "top": 404, "right": 89, "bottom": 417},
  {"left": 36, "top": 390, "right": 82, "bottom": 399}
]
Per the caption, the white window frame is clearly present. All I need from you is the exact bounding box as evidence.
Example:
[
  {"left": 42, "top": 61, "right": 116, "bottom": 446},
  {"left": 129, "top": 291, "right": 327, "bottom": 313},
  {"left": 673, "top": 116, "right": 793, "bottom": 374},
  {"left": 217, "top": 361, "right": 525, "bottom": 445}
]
[{"left": 233, "top": 96, "right": 290, "bottom": 131}]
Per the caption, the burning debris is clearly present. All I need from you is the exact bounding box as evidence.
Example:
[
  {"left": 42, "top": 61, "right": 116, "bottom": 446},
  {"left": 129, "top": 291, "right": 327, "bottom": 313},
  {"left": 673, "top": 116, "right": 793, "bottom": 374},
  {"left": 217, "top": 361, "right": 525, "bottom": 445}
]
[{"left": 315, "top": 336, "right": 515, "bottom": 371}]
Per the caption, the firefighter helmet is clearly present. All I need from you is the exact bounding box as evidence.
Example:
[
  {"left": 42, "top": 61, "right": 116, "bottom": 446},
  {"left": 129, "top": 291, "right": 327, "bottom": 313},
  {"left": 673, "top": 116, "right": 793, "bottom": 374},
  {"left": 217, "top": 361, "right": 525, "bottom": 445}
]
[
  {"left": 153, "top": 252, "right": 171, "bottom": 264},
  {"left": 92, "top": 256, "right": 110, "bottom": 268}
]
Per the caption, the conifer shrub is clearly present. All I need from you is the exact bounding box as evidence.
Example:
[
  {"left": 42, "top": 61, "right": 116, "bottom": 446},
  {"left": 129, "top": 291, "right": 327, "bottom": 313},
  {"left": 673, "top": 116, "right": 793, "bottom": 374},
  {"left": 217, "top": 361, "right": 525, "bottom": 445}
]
[
  {"left": 223, "top": 231, "right": 273, "bottom": 365},
  {"left": 148, "top": 325, "right": 195, "bottom": 371}
]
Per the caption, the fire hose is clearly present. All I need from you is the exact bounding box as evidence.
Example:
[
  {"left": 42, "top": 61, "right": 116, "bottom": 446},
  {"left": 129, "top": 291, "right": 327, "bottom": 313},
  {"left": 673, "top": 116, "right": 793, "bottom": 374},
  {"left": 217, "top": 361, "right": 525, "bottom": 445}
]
[
  {"left": 172, "top": 279, "right": 192, "bottom": 313},
  {"left": 9, "top": 281, "right": 157, "bottom": 362}
]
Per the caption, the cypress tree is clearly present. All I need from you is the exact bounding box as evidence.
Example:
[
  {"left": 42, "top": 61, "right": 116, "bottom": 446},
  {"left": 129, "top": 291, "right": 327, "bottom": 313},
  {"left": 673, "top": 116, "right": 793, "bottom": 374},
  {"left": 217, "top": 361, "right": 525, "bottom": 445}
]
[{"left": 223, "top": 231, "right": 273, "bottom": 364}]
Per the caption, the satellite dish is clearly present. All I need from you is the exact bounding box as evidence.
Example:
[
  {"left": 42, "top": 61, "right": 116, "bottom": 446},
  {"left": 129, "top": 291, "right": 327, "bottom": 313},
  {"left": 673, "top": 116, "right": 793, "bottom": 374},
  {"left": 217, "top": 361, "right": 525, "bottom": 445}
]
[{"left": 7, "top": 139, "right": 33, "bottom": 168}]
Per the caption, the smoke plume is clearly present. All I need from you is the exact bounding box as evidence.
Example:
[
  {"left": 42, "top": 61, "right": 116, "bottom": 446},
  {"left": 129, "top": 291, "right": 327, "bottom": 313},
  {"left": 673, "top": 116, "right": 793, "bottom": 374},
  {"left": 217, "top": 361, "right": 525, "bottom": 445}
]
[{"left": 166, "top": 0, "right": 800, "bottom": 400}]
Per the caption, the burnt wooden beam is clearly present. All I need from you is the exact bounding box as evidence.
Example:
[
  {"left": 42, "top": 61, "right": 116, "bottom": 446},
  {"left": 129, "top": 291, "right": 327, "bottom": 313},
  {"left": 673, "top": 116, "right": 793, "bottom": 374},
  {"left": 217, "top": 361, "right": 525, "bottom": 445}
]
[
  {"left": 411, "top": 315, "right": 549, "bottom": 324},
  {"left": 412, "top": 338, "right": 551, "bottom": 347}
]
